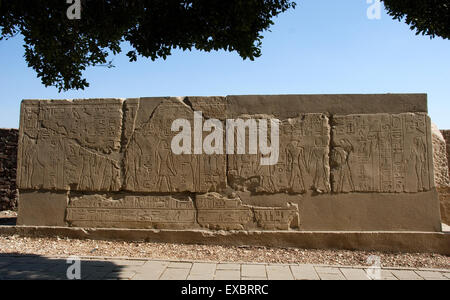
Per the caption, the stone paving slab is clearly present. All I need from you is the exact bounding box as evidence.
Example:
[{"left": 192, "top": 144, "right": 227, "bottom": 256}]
[
  {"left": 315, "top": 267, "right": 347, "bottom": 281},
  {"left": 365, "top": 269, "right": 398, "bottom": 280},
  {"left": 0, "top": 256, "right": 448, "bottom": 280},
  {"left": 266, "top": 266, "right": 294, "bottom": 280},
  {"left": 168, "top": 262, "right": 193, "bottom": 269},
  {"left": 415, "top": 271, "right": 447, "bottom": 280},
  {"left": 390, "top": 270, "right": 424, "bottom": 280},
  {"left": 217, "top": 263, "right": 240, "bottom": 271},
  {"left": 190, "top": 263, "right": 217, "bottom": 275},
  {"left": 242, "top": 264, "right": 267, "bottom": 279},
  {"left": 214, "top": 270, "right": 241, "bottom": 280},
  {"left": 340, "top": 268, "right": 371, "bottom": 280},
  {"left": 160, "top": 268, "right": 191, "bottom": 280},
  {"left": 290, "top": 265, "right": 320, "bottom": 280}
]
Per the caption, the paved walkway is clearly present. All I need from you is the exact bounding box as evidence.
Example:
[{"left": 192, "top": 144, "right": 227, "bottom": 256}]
[{"left": 0, "top": 255, "right": 448, "bottom": 280}]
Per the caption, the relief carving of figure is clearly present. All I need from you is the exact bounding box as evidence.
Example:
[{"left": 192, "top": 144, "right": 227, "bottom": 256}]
[
  {"left": 286, "top": 141, "right": 306, "bottom": 193},
  {"left": 332, "top": 139, "right": 355, "bottom": 193},
  {"left": 309, "top": 146, "right": 330, "bottom": 193},
  {"left": 125, "top": 136, "right": 144, "bottom": 190},
  {"left": 410, "top": 137, "right": 427, "bottom": 192},
  {"left": 156, "top": 140, "right": 177, "bottom": 192},
  {"left": 257, "top": 155, "right": 277, "bottom": 193},
  {"left": 21, "top": 135, "right": 36, "bottom": 187}
]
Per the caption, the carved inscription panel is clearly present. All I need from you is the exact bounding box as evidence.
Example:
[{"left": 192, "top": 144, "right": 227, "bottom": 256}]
[
  {"left": 18, "top": 100, "right": 123, "bottom": 192},
  {"left": 228, "top": 114, "right": 331, "bottom": 194},
  {"left": 331, "top": 113, "right": 434, "bottom": 193},
  {"left": 66, "top": 194, "right": 197, "bottom": 229},
  {"left": 123, "top": 98, "right": 227, "bottom": 193},
  {"left": 196, "top": 193, "right": 299, "bottom": 231}
]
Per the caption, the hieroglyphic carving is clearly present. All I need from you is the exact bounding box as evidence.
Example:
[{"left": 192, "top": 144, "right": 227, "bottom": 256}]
[
  {"left": 253, "top": 204, "right": 300, "bottom": 230},
  {"left": 123, "top": 98, "right": 227, "bottom": 193},
  {"left": 196, "top": 193, "right": 253, "bottom": 230},
  {"left": 66, "top": 194, "right": 196, "bottom": 229},
  {"left": 18, "top": 100, "right": 123, "bottom": 191},
  {"left": 196, "top": 193, "right": 299, "bottom": 230},
  {"left": 228, "top": 114, "right": 331, "bottom": 194},
  {"left": 331, "top": 113, "right": 433, "bottom": 193}
]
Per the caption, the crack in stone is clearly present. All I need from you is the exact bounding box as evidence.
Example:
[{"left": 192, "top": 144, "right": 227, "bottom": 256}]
[
  {"left": 121, "top": 99, "right": 162, "bottom": 155},
  {"left": 328, "top": 114, "right": 336, "bottom": 194}
]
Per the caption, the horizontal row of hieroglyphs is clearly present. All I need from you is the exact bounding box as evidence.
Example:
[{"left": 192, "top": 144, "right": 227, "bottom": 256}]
[
  {"left": 66, "top": 193, "right": 300, "bottom": 231},
  {"left": 17, "top": 97, "right": 434, "bottom": 194}
]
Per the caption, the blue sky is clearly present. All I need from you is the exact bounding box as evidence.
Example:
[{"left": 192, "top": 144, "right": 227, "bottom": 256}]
[{"left": 1, "top": 0, "right": 449, "bottom": 129}]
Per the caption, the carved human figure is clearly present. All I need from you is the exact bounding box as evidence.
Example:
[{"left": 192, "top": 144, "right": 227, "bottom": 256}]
[
  {"left": 410, "top": 136, "right": 427, "bottom": 191},
  {"left": 79, "top": 153, "right": 94, "bottom": 190},
  {"left": 21, "top": 135, "right": 36, "bottom": 187},
  {"left": 309, "top": 146, "right": 330, "bottom": 193},
  {"left": 257, "top": 155, "right": 276, "bottom": 193},
  {"left": 286, "top": 141, "right": 306, "bottom": 193},
  {"left": 125, "top": 135, "right": 144, "bottom": 190},
  {"left": 156, "top": 140, "right": 177, "bottom": 191},
  {"left": 332, "top": 139, "right": 355, "bottom": 193},
  {"left": 34, "top": 131, "right": 60, "bottom": 189}
]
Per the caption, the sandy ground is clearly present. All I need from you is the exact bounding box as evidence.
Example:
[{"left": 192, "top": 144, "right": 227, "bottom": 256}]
[
  {"left": 0, "top": 234, "right": 448, "bottom": 269},
  {"left": 0, "top": 211, "right": 448, "bottom": 269}
]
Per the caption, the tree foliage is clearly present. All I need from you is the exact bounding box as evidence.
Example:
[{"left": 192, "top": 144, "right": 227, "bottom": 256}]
[
  {"left": 381, "top": 0, "right": 450, "bottom": 40},
  {"left": 0, "top": 0, "right": 295, "bottom": 91},
  {"left": 0, "top": 1, "right": 448, "bottom": 91}
]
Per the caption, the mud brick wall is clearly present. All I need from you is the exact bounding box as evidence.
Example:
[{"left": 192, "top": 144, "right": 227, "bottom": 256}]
[
  {"left": 16, "top": 95, "right": 442, "bottom": 232},
  {"left": 0, "top": 129, "right": 18, "bottom": 211}
]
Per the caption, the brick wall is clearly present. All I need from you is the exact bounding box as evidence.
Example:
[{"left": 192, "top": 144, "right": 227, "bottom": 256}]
[{"left": 0, "top": 129, "right": 18, "bottom": 211}]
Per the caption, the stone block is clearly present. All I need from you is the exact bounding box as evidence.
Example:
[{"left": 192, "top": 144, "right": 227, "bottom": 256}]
[
  {"left": 227, "top": 114, "right": 331, "bottom": 194},
  {"left": 15, "top": 95, "right": 442, "bottom": 237},
  {"left": 123, "top": 97, "right": 227, "bottom": 193},
  {"left": 66, "top": 194, "right": 197, "bottom": 229},
  {"left": 196, "top": 192, "right": 299, "bottom": 231},
  {"left": 17, "top": 99, "right": 123, "bottom": 192},
  {"left": 438, "top": 187, "right": 450, "bottom": 225},
  {"left": 331, "top": 113, "right": 434, "bottom": 193},
  {"left": 17, "top": 191, "right": 68, "bottom": 226},
  {"left": 226, "top": 94, "right": 428, "bottom": 118}
]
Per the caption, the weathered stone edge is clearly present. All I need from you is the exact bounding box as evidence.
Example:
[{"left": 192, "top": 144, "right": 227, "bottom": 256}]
[
  {"left": 22, "top": 93, "right": 428, "bottom": 114},
  {"left": 1, "top": 226, "right": 449, "bottom": 255}
]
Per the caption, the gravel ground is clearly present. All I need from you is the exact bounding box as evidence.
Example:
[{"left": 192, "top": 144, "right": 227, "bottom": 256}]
[
  {"left": 0, "top": 211, "right": 17, "bottom": 218},
  {"left": 0, "top": 211, "right": 17, "bottom": 226},
  {"left": 0, "top": 235, "right": 448, "bottom": 269}
]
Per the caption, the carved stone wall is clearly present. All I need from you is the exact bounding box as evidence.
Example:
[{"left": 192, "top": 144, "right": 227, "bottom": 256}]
[
  {"left": 438, "top": 129, "right": 450, "bottom": 224},
  {"left": 17, "top": 95, "right": 442, "bottom": 232},
  {"left": 442, "top": 130, "right": 450, "bottom": 177},
  {"left": 0, "top": 129, "right": 18, "bottom": 211}
]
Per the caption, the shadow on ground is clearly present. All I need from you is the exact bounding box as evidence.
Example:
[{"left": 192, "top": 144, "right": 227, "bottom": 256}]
[
  {"left": 0, "top": 217, "right": 16, "bottom": 226},
  {"left": 0, "top": 254, "right": 124, "bottom": 280}
]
